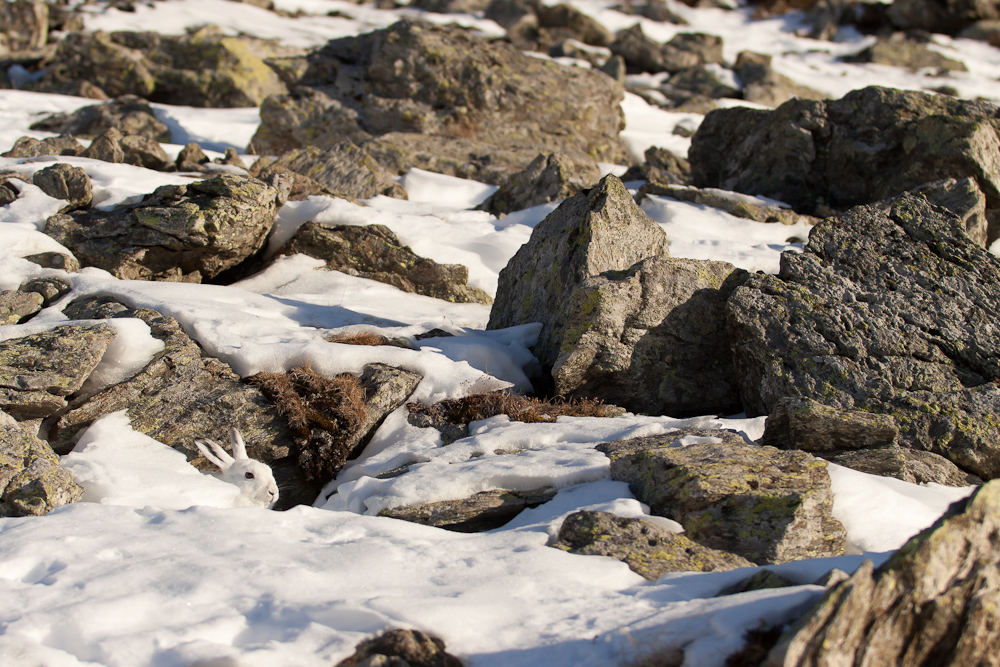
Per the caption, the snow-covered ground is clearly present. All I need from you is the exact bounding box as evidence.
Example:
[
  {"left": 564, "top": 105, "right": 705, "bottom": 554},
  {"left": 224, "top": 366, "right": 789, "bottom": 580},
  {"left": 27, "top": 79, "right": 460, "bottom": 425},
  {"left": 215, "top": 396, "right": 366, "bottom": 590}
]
[{"left": 0, "top": 1, "right": 990, "bottom": 665}]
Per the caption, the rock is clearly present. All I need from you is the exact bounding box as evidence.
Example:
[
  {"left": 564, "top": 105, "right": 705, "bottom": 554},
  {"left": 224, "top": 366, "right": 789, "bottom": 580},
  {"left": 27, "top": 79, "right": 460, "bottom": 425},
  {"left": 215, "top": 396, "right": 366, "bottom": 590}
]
[
  {"left": 599, "top": 54, "right": 628, "bottom": 84},
  {"left": 609, "top": 25, "right": 711, "bottom": 74},
  {"left": 248, "top": 20, "right": 626, "bottom": 181},
  {"left": 488, "top": 175, "right": 668, "bottom": 371},
  {"left": 843, "top": 32, "right": 968, "bottom": 72},
  {"left": 911, "top": 177, "right": 988, "bottom": 246},
  {"left": 689, "top": 86, "right": 1000, "bottom": 231},
  {"left": 23, "top": 252, "right": 79, "bottom": 272},
  {"left": 81, "top": 128, "right": 125, "bottom": 164},
  {"left": 484, "top": 0, "right": 536, "bottom": 30},
  {"left": 411, "top": 0, "right": 491, "bottom": 12},
  {"left": 598, "top": 429, "right": 847, "bottom": 564},
  {"left": 824, "top": 446, "right": 983, "bottom": 486},
  {"left": 958, "top": 19, "right": 1000, "bottom": 45},
  {"left": 28, "top": 95, "right": 172, "bottom": 143},
  {"left": 44, "top": 173, "right": 282, "bottom": 282},
  {"left": 1, "top": 134, "right": 83, "bottom": 158},
  {"left": 536, "top": 3, "right": 614, "bottom": 47},
  {"left": 553, "top": 510, "right": 754, "bottom": 579},
  {"left": 733, "top": 51, "right": 827, "bottom": 108},
  {"left": 764, "top": 479, "right": 1000, "bottom": 666},
  {"left": 620, "top": 146, "right": 691, "bottom": 185},
  {"left": 175, "top": 142, "right": 210, "bottom": 172},
  {"left": 0, "top": 324, "right": 118, "bottom": 420},
  {"left": 479, "top": 152, "right": 600, "bottom": 216},
  {"left": 19, "top": 277, "right": 72, "bottom": 307},
  {"left": 276, "top": 222, "right": 493, "bottom": 304},
  {"left": 120, "top": 135, "right": 172, "bottom": 171},
  {"left": 0, "top": 180, "right": 18, "bottom": 207},
  {"left": 726, "top": 192, "right": 1000, "bottom": 481},
  {"left": 612, "top": 0, "right": 689, "bottom": 24},
  {"left": 663, "top": 65, "right": 740, "bottom": 100},
  {"left": 552, "top": 255, "right": 747, "bottom": 417},
  {"left": 380, "top": 487, "right": 557, "bottom": 532},
  {"left": 31, "top": 163, "right": 93, "bottom": 211},
  {"left": 0, "top": 410, "right": 83, "bottom": 517},
  {"left": 215, "top": 148, "right": 248, "bottom": 170},
  {"left": 0, "top": 290, "right": 44, "bottom": 324},
  {"left": 0, "top": 0, "right": 48, "bottom": 53},
  {"left": 636, "top": 183, "right": 822, "bottom": 226},
  {"left": 249, "top": 144, "right": 407, "bottom": 200},
  {"left": 334, "top": 629, "right": 462, "bottom": 667},
  {"left": 886, "top": 0, "right": 1000, "bottom": 34},
  {"left": 718, "top": 569, "right": 796, "bottom": 596}
]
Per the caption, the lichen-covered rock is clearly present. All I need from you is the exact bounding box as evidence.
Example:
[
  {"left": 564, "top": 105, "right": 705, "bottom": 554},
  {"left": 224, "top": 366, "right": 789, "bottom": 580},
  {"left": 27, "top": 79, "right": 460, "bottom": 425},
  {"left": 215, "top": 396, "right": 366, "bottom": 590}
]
[
  {"left": 636, "top": 183, "right": 821, "bottom": 226},
  {"left": 248, "top": 20, "right": 626, "bottom": 181},
  {"left": 843, "top": 33, "right": 968, "bottom": 72},
  {"left": 613, "top": 0, "right": 688, "bottom": 24},
  {"left": 44, "top": 173, "right": 282, "bottom": 282},
  {"left": 488, "top": 175, "right": 668, "bottom": 371},
  {"left": 250, "top": 143, "right": 407, "bottom": 200},
  {"left": 276, "top": 222, "right": 492, "bottom": 304},
  {"left": 0, "top": 324, "right": 118, "bottom": 420},
  {"left": 175, "top": 142, "right": 210, "bottom": 172},
  {"left": 380, "top": 487, "right": 557, "bottom": 532},
  {"left": 553, "top": 510, "right": 754, "bottom": 579},
  {"left": 23, "top": 251, "right": 79, "bottom": 272},
  {"left": 824, "top": 446, "right": 983, "bottom": 486},
  {"left": 727, "top": 193, "right": 1000, "bottom": 480},
  {"left": 80, "top": 127, "right": 125, "bottom": 164},
  {"left": 19, "top": 277, "right": 72, "bottom": 307},
  {"left": 0, "top": 410, "right": 83, "bottom": 517},
  {"left": 609, "top": 25, "right": 717, "bottom": 74},
  {"left": 552, "top": 255, "right": 746, "bottom": 417},
  {"left": 335, "top": 629, "right": 462, "bottom": 667},
  {"left": 28, "top": 95, "right": 172, "bottom": 142},
  {"left": 620, "top": 145, "right": 691, "bottom": 186},
  {"left": 598, "top": 429, "right": 847, "bottom": 564},
  {"left": 663, "top": 64, "right": 740, "bottom": 100},
  {"left": 0, "top": 290, "right": 43, "bottom": 325},
  {"left": 886, "top": 0, "right": 1000, "bottom": 34},
  {"left": 1, "top": 134, "right": 83, "bottom": 159},
  {"left": 732, "top": 51, "right": 827, "bottom": 108},
  {"left": 479, "top": 152, "right": 600, "bottom": 216},
  {"left": 0, "top": 0, "right": 48, "bottom": 53},
  {"left": 764, "top": 479, "right": 1000, "bottom": 666},
  {"left": 689, "top": 86, "right": 1000, "bottom": 240},
  {"left": 536, "top": 3, "right": 614, "bottom": 46},
  {"left": 31, "top": 163, "right": 93, "bottom": 211},
  {"left": 910, "top": 177, "right": 988, "bottom": 246},
  {"left": 120, "top": 135, "right": 172, "bottom": 171}
]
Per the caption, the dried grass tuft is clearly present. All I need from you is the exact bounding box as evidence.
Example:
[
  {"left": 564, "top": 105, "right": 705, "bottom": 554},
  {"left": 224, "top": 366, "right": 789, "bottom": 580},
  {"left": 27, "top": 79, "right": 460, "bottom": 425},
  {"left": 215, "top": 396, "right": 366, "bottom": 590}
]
[
  {"left": 247, "top": 363, "right": 368, "bottom": 437},
  {"left": 407, "top": 391, "right": 614, "bottom": 426},
  {"left": 325, "top": 331, "right": 394, "bottom": 347}
]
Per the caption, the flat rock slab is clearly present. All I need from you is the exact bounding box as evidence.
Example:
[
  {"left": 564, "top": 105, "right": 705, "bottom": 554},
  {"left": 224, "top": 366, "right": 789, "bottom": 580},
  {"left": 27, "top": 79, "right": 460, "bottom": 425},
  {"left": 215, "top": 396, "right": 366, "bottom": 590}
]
[
  {"left": 380, "top": 487, "right": 557, "bottom": 532},
  {"left": 728, "top": 192, "right": 1000, "bottom": 480},
  {"left": 553, "top": 510, "right": 754, "bottom": 579},
  {"left": 0, "top": 409, "right": 83, "bottom": 517},
  {"left": 598, "top": 428, "right": 846, "bottom": 565},
  {"left": 251, "top": 143, "right": 408, "bottom": 201}
]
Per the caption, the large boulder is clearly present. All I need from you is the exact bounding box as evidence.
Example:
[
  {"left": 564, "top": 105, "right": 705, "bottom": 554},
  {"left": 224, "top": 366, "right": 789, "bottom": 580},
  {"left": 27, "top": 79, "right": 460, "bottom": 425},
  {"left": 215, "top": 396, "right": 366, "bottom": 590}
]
[
  {"left": 887, "top": 0, "right": 1000, "bottom": 34},
  {"left": 248, "top": 20, "right": 626, "bottom": 184},
  {"left": 31, "top": 163, "right": 93, "bottom": 212},
  {"left": 598, "top": 429, "right": 847, "bottom": 565},
  {"left": 689, "top": 86, "right": 1000, "bottom": 241},
  {"left": 275, "top": 222, "right": 493, "bottom": 304},
  {"left": 552, "top": 255, "right": 747, "bottom": 417},
  {"left": 1, "top": 410, "right": 82, "bottom": 517},
  {"left": 488, "top": 175, "right": 668, "bottom": 372},
  {"left": 44, "top": 173, "right": 284, "bottom": 282},
  {"left": 478, "top": 152, "right": 600, "bottom": 216},
  {"left": 249, "top": 143, "right": 408, "bottom": 200},
  {"left": 765, "top": 479, "right": 1000, "bottom": 666},
  {"left": 609, "top": 25, "right": 722, "bottom": 74},
  {"left": 29, "top": 95, "right": 172, "bottom": 143},
  {"left": 727, "top": 192, "right": 1000, "bottom": 481}
]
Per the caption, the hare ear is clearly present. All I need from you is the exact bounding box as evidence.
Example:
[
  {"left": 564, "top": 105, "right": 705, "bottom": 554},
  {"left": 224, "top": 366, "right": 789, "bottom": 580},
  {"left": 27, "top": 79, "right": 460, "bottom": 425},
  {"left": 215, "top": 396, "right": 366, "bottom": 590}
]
[
  {"left": 195, "top": 438, "right": 234, "bottom": 468},
  {"left": 229, "top": 427, "right": 249, "bottom": 460}
]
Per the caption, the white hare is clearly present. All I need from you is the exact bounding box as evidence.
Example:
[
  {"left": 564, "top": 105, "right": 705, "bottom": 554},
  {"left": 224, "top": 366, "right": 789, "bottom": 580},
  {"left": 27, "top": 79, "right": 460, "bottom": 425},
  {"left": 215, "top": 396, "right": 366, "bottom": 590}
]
[{"left": 194, "top": 428, "right": 279, "bottom": 509}]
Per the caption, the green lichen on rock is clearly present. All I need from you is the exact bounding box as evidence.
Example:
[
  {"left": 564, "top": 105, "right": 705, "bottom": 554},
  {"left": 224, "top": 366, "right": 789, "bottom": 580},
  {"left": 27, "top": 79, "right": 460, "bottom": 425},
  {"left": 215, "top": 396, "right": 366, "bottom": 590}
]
[{"left": 0, "top": 410, "right": 82, "bottom": 517}]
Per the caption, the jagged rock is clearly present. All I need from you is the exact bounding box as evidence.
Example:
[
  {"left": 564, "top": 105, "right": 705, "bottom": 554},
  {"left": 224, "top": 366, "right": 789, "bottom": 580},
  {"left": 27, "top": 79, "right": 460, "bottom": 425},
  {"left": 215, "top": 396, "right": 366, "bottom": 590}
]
[
  {"left": 610, "top": 25, "right": 721, "bottom": 74},
  {"left": 249, "top": 144, "right": 407, "bottom": 200},
  {"left": 886, "top": 0, "right": 1000, "bottom": 34},
  {"left": 23, "top": 252, "right": 79, "bottom": 272},
  {"left": 488, "top": 175, "right": 668, "bottom": 371},
  {"left": 276, "top": 222, "right": 493, "bottom": 304},
  {"left": 843, "top": 32, "right": 968, "bottom": 72},
  {"left": 380, "top": 487, "right": 557, "bottom": 532},
  {"left": 690, "top": 86, "right": 1000, "bottom": 238},
  {"left": 81, "top": 127, "right": 125, "bottom": 164},
  {"left": 0, "top": 180, "right": 18, "bottom": 207},
  {"left": 620, "top": 146, "right": 691, "bottom": 185},
  {"left": 0, "top": 410, "right": 83, "bottom": 517},
  {"left": 663, "top": 65, "right": 740, "bottom": 100},
  {"left": 727, "top": 192, "right": 1000, "bottom": 480},
  {"left": 175, "top": 142, "right": 210, "bottom": 172},
  {"left": 335, "top": 629, "right": 462, "bottom": 667},
  {"left": 0, "top": 0, "right": 48, "bottom": 53},
  {"left": 553, "top": 510, "right": 754, "bottom": 579},
  {"left": 598, "top": 429, "right": 847, "bottom": 565},
  {"left": 248, "top": 20, "right": 626, "bottom": 183},
  {"left": 44, "top": 173, "right": 282, "bottom": 282},
  {"left": 479, "top": 152, "right": 600, "bottom": 216},
  {"left": 764, "top": 479, "right": 1000, "bottom": 666},
  {"left": 19, "top": 277, "right": 72, "bottom": 307},
  {"left": 28, "top": 95, "right": 172, "bottom": 143},
  {"left": 0, "top": 290, "right": 43, "bottom": 324},
  {"left": 120, "top": 135, "right": 172, "bottom": 171},
  {"left": 1, "top": 134, "right": 83, "bottom": 158},
  {"left": 612, "top": 0, "right": 689, "bottom": 23},
  {"left": 485, "top": 0, "right": 536, "bottom": 30},
  {"left": 718, "top": 569, "right": 796, "bottom": 596},
  {"left": 825, "top": 446, "right": 983, "bottom": 486},
  {"left": 536, "top": 3, "right": 614, "bottom": 46},
  {"left": 959, "top": 18, "right": 1000, "bottom": 45},
  {"left": 552, "top": 255, "right": 746, "bottom": 417},
  {"left": 548, "top": 39, "right": 611, "bottom": 67},
  {"left": 909, "top": 177, "right": 989, "bottom": 246},
  {"left": 31, "top": 163, "right": 93, "bottom": 211},
  {"left": 0, "top": 324, "right": 118, "bottom": 420},
  {"left": 599, "top": 54, "right": 627, "bottom": 84},
  {"left": 214, "top": 148, "right": 247, "bottom": 170},
  {"left": 732, "top": 51, "right": 827, "bottom": 108},
  {"left": 637, "top": 183, "right": 821, "bottom": 226}
]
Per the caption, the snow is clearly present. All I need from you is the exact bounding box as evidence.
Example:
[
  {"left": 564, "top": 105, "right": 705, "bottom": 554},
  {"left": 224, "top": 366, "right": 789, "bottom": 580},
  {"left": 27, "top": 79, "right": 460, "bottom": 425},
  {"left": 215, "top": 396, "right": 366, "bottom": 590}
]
[{"left": 0, "top": 1, "right": 990, "bottom": 665}]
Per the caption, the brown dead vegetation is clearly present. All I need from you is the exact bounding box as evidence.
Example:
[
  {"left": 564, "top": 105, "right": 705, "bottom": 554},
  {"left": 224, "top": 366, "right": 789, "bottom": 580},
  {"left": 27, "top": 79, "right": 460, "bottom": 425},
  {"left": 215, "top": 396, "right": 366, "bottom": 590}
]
[
  {"left": 407, "top": 390, "right": 616, "bottom": 426},
  {"left": 246, "top": 363, "right": 367, "bottom": 438},
  {"left": 325, "top": 330, "right": 394, "bottom": 346}
]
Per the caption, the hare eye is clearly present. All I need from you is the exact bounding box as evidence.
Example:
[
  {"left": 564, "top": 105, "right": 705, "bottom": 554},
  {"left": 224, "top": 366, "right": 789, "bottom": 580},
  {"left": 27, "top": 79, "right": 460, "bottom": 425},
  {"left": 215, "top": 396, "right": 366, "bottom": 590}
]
[{"left": 244, "top": 472, "right": 255, "bottom": 479}]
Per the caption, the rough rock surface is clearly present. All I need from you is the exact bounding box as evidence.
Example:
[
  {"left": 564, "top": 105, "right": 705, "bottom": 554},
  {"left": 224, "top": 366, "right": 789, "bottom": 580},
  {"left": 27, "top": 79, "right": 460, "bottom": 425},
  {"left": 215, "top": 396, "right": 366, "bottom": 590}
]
[
  {"left": 0, "top": 290, "right": 44, "bottom": 325},
  {"left": 610, "top": 25, "right": 722, "bottom": 74},
  {"left": 764, "top": 479, "right": 1000, "bottom": 666},
  {"left": 248, "top": 20, "right": 626, "bottom": 182},
  {"left": 636, "top": 183, "right": 821, "bottom": 226},
  {"left": 733, "top": 51, "right": 827, "bottom": 107},
  {"left": 478, "top": 152, "right": 600, "bottom": 216},
  {"left": 80, "top": 128, "right": 125, "bottom": 164},
  {"left": 31, "top": 163, "right": 93, "bottom": 211},
  {"left": 844, "top": 33, "right": 968, "bottom": 72},
  {"left": 910, "top": 177, "right": 989, "bottom": 246},
  {"left": 488, "top": 175, "right": 668, "bottom": 371},
  {"left": 553, "top": 510, "right": 754, "bottom": 579},
  {"left": 335, "top": 629, "right": 462, "bottom": 667},
  {"left": 551, "top": 255, "right": 746, "bottom": 417},
  {"left": 0, "top": 410, "right": 82, "bottom": 517},
  {"left": 276, "top": 222, "right": 493, "bottom": 304},
  {"left": 598, "top": 429, "right": 847, "bottom": 564},
  {"left": 0, "top": 324, "right": 117, "bottom": 420},
  {"left": 45, "top": 173, "right": 282, "bottom": 282},
  {"left": 727, "top": 193, "right": 1000, "bottom": 481},
  {"left": 620, "top": 145, "right": 691, "bottom": 186},
  {"left": 887, "top": 0, "right": 1000, "bottom": 34},
  {"left": 250, "top": 143, "right": 407, "bottom": 200},
  {"left": 690, "top": 86, "right": 1000, "bottom": 236},
  {"left": 1, "top": 134, "right": 83, "bottom": 158},
  {"left": 0, "top": 0, "right": 48, "bottom": 53},
  {"left": 29, "top": 95, "right": 172, "bottom": 142},
  {"left": 380, "top": 487, "right": 557, "bottom": 532}
]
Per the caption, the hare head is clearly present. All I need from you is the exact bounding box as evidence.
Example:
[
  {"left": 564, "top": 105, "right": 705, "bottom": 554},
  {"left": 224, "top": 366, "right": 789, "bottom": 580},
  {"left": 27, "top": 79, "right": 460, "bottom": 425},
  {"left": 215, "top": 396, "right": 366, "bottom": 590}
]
[{"left": 194, "top": 427, "right": 279, "bottom": 509}]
